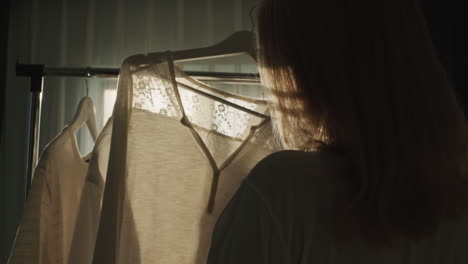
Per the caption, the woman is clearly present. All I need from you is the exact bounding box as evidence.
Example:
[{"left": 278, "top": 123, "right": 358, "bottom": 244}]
[{"left": 207, "top": 0, "right": 468, "bottom": 263}]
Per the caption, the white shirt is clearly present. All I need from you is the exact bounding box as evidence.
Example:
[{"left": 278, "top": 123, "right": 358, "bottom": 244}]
[
  {"left": 69, "top": 118, "right": 113, "bottom": 264},
  {"left": 92, "top": 52, "right": 277, "bottom": 263},
  {"left": 9, "top": 126, "right": 91, "bottom": 263}
]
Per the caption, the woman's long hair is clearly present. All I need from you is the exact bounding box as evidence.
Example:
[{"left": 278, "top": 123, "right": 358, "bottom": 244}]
[{"left": 257, "top": 0, "right": 468, "bottom": 246}]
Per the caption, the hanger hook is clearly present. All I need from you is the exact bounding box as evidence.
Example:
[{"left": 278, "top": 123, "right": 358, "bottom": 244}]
[
  {"left": 85, "top": 79, "right": 89, "bottom": 97},
  {"left": 249, "top": 5, "right": 258, "bottom": 53},
  {"left": 249, "top": 5, "right": 258, "bottom": 34}
]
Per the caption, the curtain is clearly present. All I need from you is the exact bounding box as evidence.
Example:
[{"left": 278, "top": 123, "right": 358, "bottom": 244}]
[
  {"left": 2, "top": 0, "right": 261, "bottom": 261},
  {"left": 33, "top": 0, "right": 262, "bottom": 155}
]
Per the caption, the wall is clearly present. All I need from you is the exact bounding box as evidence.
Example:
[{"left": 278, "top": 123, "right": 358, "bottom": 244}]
[{"left": 2, "top": 0, "right": 34, "bottom": 261}]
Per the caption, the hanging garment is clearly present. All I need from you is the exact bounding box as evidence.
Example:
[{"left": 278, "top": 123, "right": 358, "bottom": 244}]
[
  {"left": 92, "top": 52, "right": 277, "bottom": 264},
  {"left": 8, "top": 126, "right": 93, "bottom": 264},
  {"left": 69, "top": 117, "right": 113, "bottom": 264}
]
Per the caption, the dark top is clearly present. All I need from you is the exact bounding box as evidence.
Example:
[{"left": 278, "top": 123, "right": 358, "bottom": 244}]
[{"left": 207, "top": 150, "right": 468, "bottom": 264}]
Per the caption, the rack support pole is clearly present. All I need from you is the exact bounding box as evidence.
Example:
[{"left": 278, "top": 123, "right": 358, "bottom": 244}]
[{"left": 17, "top": 62, "right": 44, "bottom": 199}]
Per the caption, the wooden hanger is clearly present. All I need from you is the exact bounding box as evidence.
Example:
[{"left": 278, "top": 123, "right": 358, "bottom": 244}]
[
  {"left": 146, "top": 30, "right": 257, "bottom": 63},
  {"left": 69, "top": 95, "right": 99, "bottom": 142}
]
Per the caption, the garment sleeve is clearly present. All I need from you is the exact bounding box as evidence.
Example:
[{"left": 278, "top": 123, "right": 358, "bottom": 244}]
[
  {"left": 207, "top": 181, "right": 288, "bottom": 264},
  {"left": 8, "top": 166, "right": 52, "bottom": 264}
]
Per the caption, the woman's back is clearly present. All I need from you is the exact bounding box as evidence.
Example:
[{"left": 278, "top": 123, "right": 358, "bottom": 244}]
[
  {"left": 207, "top": 0, "right": 468, "bottom": 262},
  {"left": 208, "top": 150, "right": 468, "bottom": 263}
]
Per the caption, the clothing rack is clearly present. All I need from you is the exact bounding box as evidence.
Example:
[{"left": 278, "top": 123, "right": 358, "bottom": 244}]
[{"left": 16, "top": 61, "right": 261, "bottom": 200}]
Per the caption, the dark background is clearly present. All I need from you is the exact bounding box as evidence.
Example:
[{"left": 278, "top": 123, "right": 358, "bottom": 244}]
[
  {"left": 420, "top": 1, "right": 468, "bottom": 116},
  {"left": 1, "top": 1, "right": 8, "bottom": 136},
  {"left": 1, "top": 0, "right": 11, "bottom": 262}
]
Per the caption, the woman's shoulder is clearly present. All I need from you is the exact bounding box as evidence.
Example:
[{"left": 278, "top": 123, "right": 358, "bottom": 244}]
[
  {"left": 247, "top": 149, "right": 348, "bottom": 179},
  {"left": 244, "top": 150, "right": 349, "bottom": 201}
]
